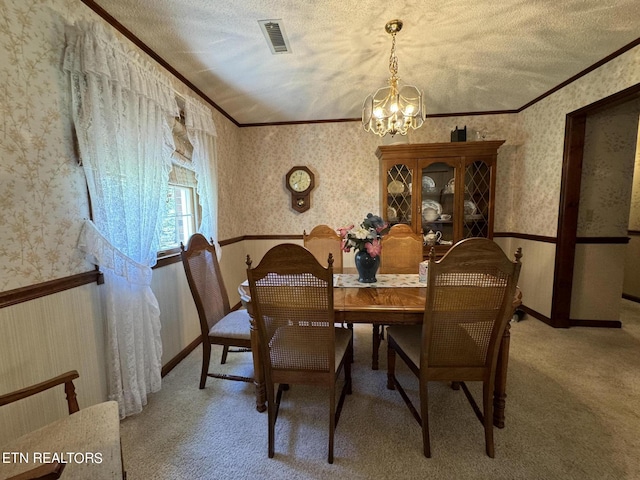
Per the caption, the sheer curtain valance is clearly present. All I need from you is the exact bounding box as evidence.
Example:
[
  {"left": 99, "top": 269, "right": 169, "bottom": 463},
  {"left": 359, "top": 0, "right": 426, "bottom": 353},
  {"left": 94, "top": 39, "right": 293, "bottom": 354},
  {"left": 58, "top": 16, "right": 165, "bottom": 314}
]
[
  {"left": 183, "top": 96, "right": 218, "bottom": 244},
  {"left": 64, "top": 20, "right": 177, "bottom": 418}
]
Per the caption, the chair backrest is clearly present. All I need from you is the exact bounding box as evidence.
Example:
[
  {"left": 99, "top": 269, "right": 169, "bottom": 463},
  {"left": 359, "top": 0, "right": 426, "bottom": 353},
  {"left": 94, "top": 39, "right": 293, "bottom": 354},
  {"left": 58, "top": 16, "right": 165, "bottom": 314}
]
[
  {"left": 379, "top": 224, "right": 424, "bottom": 274},
  {"left": 181, "top": 233, "right": 229, "bottom": 335},
  {"left": 303, "top": 224, "right": 343, "bottom": 273},
  {"left": 246, "top": 244, "right": 335, "bottom": 384},
  {"left": 423, "top": 238, "right": 522, "bottom": 375}
]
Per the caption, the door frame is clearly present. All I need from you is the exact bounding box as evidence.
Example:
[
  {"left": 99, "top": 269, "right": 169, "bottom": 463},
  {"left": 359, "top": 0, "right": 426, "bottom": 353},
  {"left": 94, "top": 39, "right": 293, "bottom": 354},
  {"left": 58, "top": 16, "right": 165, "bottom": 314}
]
[{"left": 551, "top": 83, "right": 640, "bottom": 327}]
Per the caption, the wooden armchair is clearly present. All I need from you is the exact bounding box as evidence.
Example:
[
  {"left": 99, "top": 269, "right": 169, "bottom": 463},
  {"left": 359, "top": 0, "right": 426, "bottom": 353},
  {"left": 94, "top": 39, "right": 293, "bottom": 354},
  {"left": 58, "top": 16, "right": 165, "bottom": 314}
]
[
  {"left": 0, "top": 371, "right": 124, "bottom": 479},
  {"left": 246, "top": 244, "right": 353, "bottom": 463},
  {"left": 303, "top": 225, "right": 343, "bottom": 273},
  {"left": 386, "top": 238, "right": 522, "bottom": 457}
]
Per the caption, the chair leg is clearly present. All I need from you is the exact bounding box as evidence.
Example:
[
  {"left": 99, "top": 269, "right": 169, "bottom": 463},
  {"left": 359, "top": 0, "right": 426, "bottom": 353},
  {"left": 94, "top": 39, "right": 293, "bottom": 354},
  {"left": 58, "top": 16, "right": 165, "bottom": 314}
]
[
  {"left": 267, "top": 383, "right": 276, "bottom": 459},
  {"left": 346, "top": 339, "right": 353, "bottom": 395},
  {"left": 347, "top": 323, "right": 354, "bottom": 363},
  {"left": 329, "top": 384, "right": 336, "bottom": 464},
  {"left": 221, "top": 345, "right": 229, "bottom": 364},
  {"left": 420, "top": 379, "right": 432, "bottom": 458},
  {"left": 200, "top": 342, "right": 212, "bottom": 389},
  {"left": 372, "top": 324, "right": 382, "bottom": 370},
  {"left": 386, "top": 341, "right": 396, "bottom": 390},
  {"left": 483, "top": 381, "right": 495, "bottom": 458}
]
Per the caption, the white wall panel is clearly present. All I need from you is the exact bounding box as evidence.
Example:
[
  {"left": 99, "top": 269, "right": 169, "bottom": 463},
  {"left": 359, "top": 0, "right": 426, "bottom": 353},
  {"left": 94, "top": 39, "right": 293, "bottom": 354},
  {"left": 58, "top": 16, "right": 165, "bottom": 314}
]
[
  {"left": 571, "top": 244, "right": 626, "bottom": 320},
  {"left": 624, "top": 236, "right": 640, "bottom": 299},
  {"left": 0, "top": 284, "right": 107, "bottom": 444},
  {"left": 494, "top": 237, "right": 556, "bottom": 318},
  {"left": 151, "top": 262, "right": 201, "bottom": 366}
]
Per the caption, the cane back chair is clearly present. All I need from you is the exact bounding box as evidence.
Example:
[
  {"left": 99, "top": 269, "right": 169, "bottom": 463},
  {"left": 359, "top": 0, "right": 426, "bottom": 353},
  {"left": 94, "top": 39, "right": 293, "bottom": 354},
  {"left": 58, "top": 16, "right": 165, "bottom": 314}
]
[
  {"left": 368, "top": 224, "right": 424, "bottom": 369},
  {"left": 246, "top": 243, "right": 353, "bottom": 463},
  {"left": 181, "top": 233, "right": 252, "bottom": 389},
  {"left": 386, "top": 238, "right": 522, "bottom": 458}
]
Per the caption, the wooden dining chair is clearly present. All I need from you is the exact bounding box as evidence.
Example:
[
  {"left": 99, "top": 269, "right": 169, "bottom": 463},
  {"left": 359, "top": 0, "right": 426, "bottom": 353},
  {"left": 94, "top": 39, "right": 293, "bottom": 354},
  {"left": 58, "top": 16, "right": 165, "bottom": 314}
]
[
  {"left": 303, "top": 224, "right": 343, "bottom": 273},
  {"left": 181, "top": 233, "right": 253, "bottom": 389},
  {"left": 386, "top": 238, "right": 522, "bottom": 458},
  {"left": 368, "top": 224, "right": 423, "bottom": 369},
  {"left": 246, "top": 243, "right": 353, "bottom": 464},
  {"left": 379, "top": 223, "right": 423, "bottom": 274}
]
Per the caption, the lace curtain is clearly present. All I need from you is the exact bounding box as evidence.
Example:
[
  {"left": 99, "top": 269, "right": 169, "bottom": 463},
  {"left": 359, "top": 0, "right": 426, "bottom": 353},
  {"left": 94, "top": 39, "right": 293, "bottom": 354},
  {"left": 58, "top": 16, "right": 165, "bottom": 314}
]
[
  {"left": 64, "top": 21, "right": 178, "bottom": 418},
  {"left": 183, "top": 96, "right": 218, "bottom": 243}
]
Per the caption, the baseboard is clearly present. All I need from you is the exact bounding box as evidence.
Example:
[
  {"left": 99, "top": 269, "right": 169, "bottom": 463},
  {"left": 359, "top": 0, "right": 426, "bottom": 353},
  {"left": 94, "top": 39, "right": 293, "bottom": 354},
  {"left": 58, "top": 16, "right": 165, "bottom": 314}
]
[
  {"left": 520, "top": 304, "right": 623, "bottom": 329},
  {"left": 622, "top": 293, "right": 640, "bottom": 304},
  {"left": 569, "top": 319, "right": 622, "bottom": 328},
  {"left": 161, "top": 336, "right": 202, "bottom": 377},
  {"left": 519, "top": 304, "right": 554, "bottom": 327}
]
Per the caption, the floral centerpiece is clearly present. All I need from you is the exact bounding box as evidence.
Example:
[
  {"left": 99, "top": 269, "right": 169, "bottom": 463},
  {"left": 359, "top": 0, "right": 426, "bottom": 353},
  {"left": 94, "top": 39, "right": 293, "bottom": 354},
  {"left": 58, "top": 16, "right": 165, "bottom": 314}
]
[
  {"left": 338, "top": 213, "right": 388, "bottom": 283},
  {"left": 338, "top": 213, "right": 388, "bottom": 257}
]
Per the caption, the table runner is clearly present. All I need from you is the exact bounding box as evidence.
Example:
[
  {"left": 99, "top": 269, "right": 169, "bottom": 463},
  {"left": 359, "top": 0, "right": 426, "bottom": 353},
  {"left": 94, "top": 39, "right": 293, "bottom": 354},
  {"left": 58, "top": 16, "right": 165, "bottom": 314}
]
[
  {"left": 334, "top": 273, "right": 426, "bottom": 288},
  {"left": 239, "top": 274, "right": 426, "bottom": 291}
]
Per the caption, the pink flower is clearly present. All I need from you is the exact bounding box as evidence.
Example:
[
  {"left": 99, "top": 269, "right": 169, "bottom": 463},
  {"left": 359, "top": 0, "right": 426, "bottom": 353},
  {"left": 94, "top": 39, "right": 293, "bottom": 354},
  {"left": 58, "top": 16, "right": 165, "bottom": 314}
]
[
  {"left": 341, "top": 239, "right": 351, "bottom": 253},
  {"left": 337, "top": 225, "right": 354, "bottom": 239},
  {"left": 365, "top": 238, "right": 381, "bottom": 257},
  {"left": 375, "top": 222, "right": 388, "bottom": 233}
]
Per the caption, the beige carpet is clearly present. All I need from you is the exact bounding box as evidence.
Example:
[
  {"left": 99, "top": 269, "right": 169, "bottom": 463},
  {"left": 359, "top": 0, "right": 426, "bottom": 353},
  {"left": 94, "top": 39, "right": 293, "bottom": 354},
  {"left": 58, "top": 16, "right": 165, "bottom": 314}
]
[{"left": 120, "top": 300, "right": 640, "bottom": 479}]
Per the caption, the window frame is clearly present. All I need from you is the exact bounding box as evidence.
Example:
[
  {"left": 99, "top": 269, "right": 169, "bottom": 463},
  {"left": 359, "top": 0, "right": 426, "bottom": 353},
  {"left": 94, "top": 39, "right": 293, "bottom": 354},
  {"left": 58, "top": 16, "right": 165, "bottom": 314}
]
[{"left": 157, "top": 182, "right": 201, "bottom": 257}]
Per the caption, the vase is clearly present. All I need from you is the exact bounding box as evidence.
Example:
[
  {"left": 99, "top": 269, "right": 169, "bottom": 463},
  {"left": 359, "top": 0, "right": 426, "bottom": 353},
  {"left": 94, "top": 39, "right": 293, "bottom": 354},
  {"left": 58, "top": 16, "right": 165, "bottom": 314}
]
[{"left": 355, "top": 250, "right": 380, "bottom": 283}]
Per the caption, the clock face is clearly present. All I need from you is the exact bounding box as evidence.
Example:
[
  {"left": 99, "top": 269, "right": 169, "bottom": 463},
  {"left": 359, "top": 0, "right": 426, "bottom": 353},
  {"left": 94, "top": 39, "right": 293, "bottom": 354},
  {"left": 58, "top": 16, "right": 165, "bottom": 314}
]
[{"left": 288, "top": 169, "right": 311, "bottom": 192}]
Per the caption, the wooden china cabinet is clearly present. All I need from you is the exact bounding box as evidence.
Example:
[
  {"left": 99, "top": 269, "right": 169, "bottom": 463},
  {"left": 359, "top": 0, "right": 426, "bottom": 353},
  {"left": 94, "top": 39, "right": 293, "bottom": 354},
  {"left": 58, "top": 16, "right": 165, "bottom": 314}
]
[{"left": 377, "top": 141, "right": 505, "bottom": 257}]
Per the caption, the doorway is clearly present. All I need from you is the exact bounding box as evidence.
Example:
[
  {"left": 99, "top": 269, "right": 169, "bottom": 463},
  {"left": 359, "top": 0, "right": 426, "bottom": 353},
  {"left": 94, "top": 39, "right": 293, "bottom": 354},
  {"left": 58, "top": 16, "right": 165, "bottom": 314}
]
[{"left": 552, "top": 83, "right": 640, "bottom": 328}]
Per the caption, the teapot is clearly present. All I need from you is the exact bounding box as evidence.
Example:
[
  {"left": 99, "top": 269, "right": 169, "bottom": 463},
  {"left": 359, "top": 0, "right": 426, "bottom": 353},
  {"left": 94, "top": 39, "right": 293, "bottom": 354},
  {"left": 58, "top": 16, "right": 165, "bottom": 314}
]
[{"left": 423, "top": 229, "right": 442, "bottom": 246}]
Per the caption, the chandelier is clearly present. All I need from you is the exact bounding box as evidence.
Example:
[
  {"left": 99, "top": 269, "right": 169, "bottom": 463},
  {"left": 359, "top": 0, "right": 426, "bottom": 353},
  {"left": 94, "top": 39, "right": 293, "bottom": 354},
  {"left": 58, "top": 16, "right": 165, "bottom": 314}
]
[{"left": 362, "top": 19, "right": 425, "bottom": 137}]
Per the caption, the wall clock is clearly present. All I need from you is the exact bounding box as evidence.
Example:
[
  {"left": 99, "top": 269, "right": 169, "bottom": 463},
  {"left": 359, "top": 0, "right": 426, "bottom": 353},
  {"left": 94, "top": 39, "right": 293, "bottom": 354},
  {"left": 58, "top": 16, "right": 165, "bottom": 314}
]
[{"left": 285, "top": 166, "right": 315, "bottom": 213}]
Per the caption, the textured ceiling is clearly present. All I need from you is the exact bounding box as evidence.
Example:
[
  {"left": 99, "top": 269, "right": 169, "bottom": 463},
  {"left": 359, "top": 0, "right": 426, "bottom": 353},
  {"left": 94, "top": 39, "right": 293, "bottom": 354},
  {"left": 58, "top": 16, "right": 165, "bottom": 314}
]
[{"left": 90, "top": 0, "right": 640, "bottom": 125}]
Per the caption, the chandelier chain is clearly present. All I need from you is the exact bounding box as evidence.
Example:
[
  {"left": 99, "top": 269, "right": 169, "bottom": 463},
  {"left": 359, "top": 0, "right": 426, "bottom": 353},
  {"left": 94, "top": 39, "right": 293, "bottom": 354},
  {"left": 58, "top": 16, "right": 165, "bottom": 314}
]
[{"left": 388, "top": 33, "right": 398, "bottom": 79}]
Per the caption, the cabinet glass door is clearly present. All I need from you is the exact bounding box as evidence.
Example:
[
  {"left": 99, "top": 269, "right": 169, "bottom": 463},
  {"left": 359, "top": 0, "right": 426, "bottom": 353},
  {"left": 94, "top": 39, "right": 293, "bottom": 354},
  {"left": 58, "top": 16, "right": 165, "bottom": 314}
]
[
  {"left": 464, "top": 160, "right": 491, "bottom": 238},
  {"left": 386, "top": 163, "right": 413, "bottom": 226},
  {"left": 421, "top": 162, "right": 455, "bottom": 244}
]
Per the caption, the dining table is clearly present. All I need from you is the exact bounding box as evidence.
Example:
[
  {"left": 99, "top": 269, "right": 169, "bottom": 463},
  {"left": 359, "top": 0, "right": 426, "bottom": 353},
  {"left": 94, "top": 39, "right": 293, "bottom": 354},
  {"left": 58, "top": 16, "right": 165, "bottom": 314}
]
[{"left": 238, "top": 272, "right": 521, "bottom": 429}]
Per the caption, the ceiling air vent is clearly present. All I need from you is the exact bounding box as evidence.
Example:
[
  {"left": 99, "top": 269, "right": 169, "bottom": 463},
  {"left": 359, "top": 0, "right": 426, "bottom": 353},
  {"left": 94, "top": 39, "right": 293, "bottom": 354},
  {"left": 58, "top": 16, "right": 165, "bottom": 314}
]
[{"left": 258, "top": 19, "right": 291, "bottom": 54}]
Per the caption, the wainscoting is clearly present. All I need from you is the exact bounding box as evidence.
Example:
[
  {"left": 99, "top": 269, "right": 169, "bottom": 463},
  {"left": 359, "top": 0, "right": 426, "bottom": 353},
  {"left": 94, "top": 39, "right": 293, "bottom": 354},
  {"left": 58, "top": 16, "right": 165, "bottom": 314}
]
[
  {"left": 0, "top": 233, "right": 559, "bottom": 444},
  {"left": 1, "top": 254, "right": 200, "bottom": 444},
  {"left": 493, "top": 236, "right": 556, "bottom": 320},
  {"left": 624, "top": 232, "right": 640, "bottom": 300},
  {"left": 0, "top": 283, "right": 107, "bottom": 444}
]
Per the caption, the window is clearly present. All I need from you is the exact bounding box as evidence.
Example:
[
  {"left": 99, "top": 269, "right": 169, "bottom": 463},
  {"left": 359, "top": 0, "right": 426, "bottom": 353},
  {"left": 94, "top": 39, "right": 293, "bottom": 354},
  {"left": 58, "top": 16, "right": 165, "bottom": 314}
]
[
  {"left": 158, "top": 95, "right": 199, "bottom": 254},
  {"left": 158, "top": 183, "right": 198, "bottom": 252}
]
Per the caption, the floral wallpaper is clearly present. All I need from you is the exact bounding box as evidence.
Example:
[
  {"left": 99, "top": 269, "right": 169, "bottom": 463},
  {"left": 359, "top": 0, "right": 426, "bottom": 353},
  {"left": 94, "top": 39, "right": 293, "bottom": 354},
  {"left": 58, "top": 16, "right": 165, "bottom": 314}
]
[
  {"left": 577, "top": 100, "right": 640, "bottom": 237},
  {"left": 0, "top": 0, "right": 239, "bottom": 291},
  {"left": 515, "top": 46, "right": 640, "bottom": 237},
  {"left": 0, "top": 0, "right": 639, "bottom": 295},
  {"left": 237, "top": 114, "right": 524, "bottom": 236},
  {"left": 0, "top": 0, "right": 91, "bottom": 291}
]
